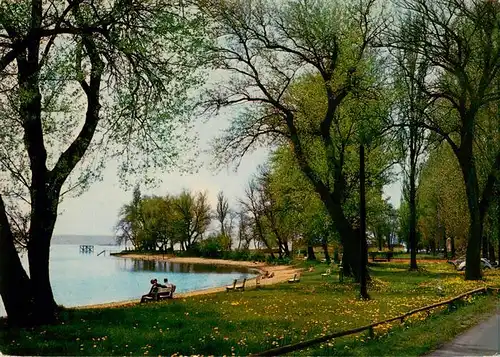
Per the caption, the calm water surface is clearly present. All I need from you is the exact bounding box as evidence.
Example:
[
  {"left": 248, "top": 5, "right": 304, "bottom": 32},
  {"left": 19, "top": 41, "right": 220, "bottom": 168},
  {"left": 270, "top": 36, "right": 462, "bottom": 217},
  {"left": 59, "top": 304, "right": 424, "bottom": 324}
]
[{"left": 0, "top": 244, "right": 257, "bottom": 317}]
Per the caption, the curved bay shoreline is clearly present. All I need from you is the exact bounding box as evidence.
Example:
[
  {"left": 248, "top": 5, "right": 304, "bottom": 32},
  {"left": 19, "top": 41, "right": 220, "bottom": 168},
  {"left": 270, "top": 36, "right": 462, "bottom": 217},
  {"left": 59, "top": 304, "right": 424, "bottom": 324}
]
[{"left": 75, "top": 255, "right": 301, "bottom": 310}]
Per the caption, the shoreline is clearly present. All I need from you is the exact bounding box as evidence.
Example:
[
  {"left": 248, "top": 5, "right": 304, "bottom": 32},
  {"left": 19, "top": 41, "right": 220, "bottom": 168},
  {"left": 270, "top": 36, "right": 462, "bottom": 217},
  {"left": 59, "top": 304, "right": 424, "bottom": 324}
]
[{"left": 75, "top": 255, "right": 301, "bottom": 310}]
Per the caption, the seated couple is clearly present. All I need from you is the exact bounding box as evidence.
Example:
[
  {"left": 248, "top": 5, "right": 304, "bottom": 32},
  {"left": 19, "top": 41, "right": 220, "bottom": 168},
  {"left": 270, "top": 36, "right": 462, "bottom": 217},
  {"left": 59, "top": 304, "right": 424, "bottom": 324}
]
[
  {"left": 140, "top": 278, "right": 177, "bottom": 303},
  {"left": 262, "top": 271, "right": 274, "bottom": 279}
]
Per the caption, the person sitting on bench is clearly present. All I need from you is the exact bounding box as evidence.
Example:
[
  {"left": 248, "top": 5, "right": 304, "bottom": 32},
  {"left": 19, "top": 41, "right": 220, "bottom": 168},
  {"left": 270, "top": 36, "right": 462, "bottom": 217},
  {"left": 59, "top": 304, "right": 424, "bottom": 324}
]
[
  {"left": 140, "top": 279, "right": 160, "bottom": 303},
  {"left": 163, "top": 278, "right": 176, "bottom": 294}
]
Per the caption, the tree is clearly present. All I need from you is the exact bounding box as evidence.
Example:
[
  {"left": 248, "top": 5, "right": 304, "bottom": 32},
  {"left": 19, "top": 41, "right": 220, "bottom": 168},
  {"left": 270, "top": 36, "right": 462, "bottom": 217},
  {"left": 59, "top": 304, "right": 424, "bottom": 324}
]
[
  {"left": 239, "top": 179, "right": 276, "bottom": 258},
  {"left": 397, "top": 200, "right": 410, "bottom": 250},
  {"left": 115, "top": 190, "right": 212, "bottom": 252},
  {"left": 140, "top": 196, "right": 174, "bottom": 252},
  {"left": 201, "top": 0, "right": 390, "bottom": 280},
  {"left": 255, "top": 166, "right": 292, "bottom": 258},
  {"left": 174, "top": 190, "right": 212, "bottom": 251},
  {"left": 235, "top": 209, "right": 253, "bottom": 250},
  {"left": 390, "top": 0, "right": 500, "bottom": 279},
  {"left": 115, "top": 185, "right": 143, "bottom": 248},
  {"left": 0, "top": 0, "right": 206, "bottom": 326},
  {"left": 268, "top": 147, "right": 337, "bottom": 261},
  {"left": 417, "top": 144, "right": 469, "bottom": 256},
  {"left": 369, "top": 200, "right": 397, "bottom": 251},
  {"left": 391, "top": 34, "right": 430, "bottom": 270},
  {"left": 215, "top": 191, "right": 230, "bottom": 238}
]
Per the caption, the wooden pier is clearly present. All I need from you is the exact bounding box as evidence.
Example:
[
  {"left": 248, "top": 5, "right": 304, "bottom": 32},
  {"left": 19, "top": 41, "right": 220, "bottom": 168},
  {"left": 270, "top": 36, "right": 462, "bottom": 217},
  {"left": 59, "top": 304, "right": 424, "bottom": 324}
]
[{"left": 79, "top": 245, "right": 94, "bottom": 254}]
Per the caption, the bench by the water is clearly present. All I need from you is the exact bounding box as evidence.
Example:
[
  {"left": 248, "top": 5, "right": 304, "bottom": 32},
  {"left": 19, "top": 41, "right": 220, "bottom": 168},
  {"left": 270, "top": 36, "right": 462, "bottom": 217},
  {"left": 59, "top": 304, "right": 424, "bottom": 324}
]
[
  {"left": 226, "top": 278, "right": 247, "bottom": 291},
  {"left": 79, "top": 245, "right": 94, "bottom": 254},
  {"left": 140, "top": 286, "right": 175, "bottom": 303}
]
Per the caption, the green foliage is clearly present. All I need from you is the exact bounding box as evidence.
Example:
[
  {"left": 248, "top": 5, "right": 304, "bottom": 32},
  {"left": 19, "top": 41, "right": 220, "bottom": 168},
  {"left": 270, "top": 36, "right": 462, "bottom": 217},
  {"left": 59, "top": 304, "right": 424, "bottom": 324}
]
[
  {"left": 203, "top": 0, "right": 395, "bottom": 275},
  {"left": 222, "top": 250, "right": 267, "bottom": 262},
  {"left": 198, "top": 236, "right": 224, "bottom": 258},
  {"left": 417, "top": 144, "right": 469, "bottom": 253},
  {"left": 391, "top": 0, "right": 500, "bottom": 278},
  {"left": 0, "top": 0, "right": 209, "bottom": 203},
  {"left": 239, "top": 168, "right": 295, "bottom": 258},
  {"left": 1, "top": 262, "right": 498, "bottom": 356},
  {"left": 397, "top": 200, "right": 410, "bottom": 247},
  {"left": 115, "top": 188, "right": 212, "bottom": 251}
]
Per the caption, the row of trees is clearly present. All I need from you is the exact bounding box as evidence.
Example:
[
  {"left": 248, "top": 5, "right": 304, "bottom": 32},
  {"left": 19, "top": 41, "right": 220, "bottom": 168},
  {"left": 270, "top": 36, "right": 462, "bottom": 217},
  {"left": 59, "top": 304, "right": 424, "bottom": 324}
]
[
  {"left": 116, "top": 186, "right": 212, "bottom": 252},
  {"left": 398, "top": 141, "right": 500, "bottom": 262},
  {"left": 116, "top": 168, "right": 328, "bottom": 260},
  {"left": 202, "top": 0, "right": 500, "bottom": 285},
  {"left": 118, "top": 171, "right": 395, "bottom": 264}
]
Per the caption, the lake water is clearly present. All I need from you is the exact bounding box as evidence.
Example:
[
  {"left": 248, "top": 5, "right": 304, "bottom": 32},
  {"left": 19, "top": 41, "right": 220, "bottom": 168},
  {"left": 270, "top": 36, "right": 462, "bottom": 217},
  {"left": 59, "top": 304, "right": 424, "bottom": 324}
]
[{"left": 0, "top": 243, "right": 257, "bottom": 317}]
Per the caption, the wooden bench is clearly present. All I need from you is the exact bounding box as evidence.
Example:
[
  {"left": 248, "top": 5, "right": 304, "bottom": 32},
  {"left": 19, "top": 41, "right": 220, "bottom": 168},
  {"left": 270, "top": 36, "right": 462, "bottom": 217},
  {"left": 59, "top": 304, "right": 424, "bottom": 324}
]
[
  {"left": 226, "top": 278, "right": 247, "bottom": 292},
  {"left": 157, "top": 287, "right": 175, "bottom": 300},
  {"left": 235, "top": 278, "right": 247, "bottom": 291},
  {"left": 140, "top": 286, "right": 175, "bottom": 303}
]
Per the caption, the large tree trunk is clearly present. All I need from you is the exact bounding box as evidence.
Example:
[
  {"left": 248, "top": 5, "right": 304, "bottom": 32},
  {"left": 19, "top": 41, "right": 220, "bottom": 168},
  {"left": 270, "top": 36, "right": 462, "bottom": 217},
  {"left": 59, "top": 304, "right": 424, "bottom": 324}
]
[
  {"left": 337, "top": 214, "right": 361, "bottom": 280},
  {"left": 307, "top": 243, "right": 316, "bottom": 261},
  {"left": 27, "top": 237, "right": 57, "bottom": 324},
  {"left": 0, "top": 196, "right": 34, "bottom": 327},
  {"left": 459, "top": 143, "right": 482, "bottom": 280},
  {"left": 330, "top": 181, "right": 363, "bottom": 280},
  {"left": 27, "top": 186, "right": 61, "bottom": 324},
  {"left": 465, "top": 210, "right": 482, "bottom": 280}
]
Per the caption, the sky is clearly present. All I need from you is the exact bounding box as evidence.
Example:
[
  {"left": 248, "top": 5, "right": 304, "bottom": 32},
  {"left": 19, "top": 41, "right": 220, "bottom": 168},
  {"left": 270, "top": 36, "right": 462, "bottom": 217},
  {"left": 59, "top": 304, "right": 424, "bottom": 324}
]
[{"left": 53, "top": 114, "right": 402, "bottom": 236}]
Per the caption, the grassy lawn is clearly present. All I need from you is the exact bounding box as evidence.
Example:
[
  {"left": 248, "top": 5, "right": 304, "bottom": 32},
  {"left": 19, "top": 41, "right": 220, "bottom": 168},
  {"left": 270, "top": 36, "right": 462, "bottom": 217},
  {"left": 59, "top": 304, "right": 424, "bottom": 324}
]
[
  {"left": 1, "top": 261, "right": 499, "bottom": 356},
  {"left": 302, "top": 293, "right": 498, "bottom": 356},
  {"left": 389, "top": 253, "right": 447, "bottom": 260}
]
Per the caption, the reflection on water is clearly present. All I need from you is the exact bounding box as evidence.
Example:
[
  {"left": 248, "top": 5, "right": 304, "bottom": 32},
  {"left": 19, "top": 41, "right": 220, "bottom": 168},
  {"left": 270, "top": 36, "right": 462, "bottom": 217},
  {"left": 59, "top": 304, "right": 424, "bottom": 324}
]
[
  {"left": 0, "top": 245, "right": 256, "bottom": 317},
  {"left": 124, "top": 259, "right": 252, "bottom": 274}
]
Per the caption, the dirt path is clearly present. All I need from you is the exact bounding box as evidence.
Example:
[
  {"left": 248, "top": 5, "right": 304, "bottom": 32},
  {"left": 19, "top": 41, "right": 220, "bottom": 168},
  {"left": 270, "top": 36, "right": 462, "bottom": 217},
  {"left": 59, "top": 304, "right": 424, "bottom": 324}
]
[{"left": 76, "top": 255, "right": 300, "bottom": 310}]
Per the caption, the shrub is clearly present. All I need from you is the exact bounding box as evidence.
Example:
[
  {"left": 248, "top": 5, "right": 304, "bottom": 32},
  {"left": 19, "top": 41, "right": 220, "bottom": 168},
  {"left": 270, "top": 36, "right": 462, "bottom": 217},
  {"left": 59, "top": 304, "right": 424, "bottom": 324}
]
[
  {"left": 249, "top": 252, "right": 266, "bottom": 262},
  {"left": 265, "top": 256, "right": 292, "bottom": 265},
  {"left": 198, "top": 237, "right": 223, "bottom": 258}
]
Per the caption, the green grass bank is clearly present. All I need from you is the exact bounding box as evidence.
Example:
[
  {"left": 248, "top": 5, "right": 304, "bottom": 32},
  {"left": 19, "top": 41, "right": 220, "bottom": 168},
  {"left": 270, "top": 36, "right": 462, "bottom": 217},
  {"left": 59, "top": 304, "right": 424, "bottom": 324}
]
[{"left": 1, "top": 261, "right": 499, "bottom": 356}]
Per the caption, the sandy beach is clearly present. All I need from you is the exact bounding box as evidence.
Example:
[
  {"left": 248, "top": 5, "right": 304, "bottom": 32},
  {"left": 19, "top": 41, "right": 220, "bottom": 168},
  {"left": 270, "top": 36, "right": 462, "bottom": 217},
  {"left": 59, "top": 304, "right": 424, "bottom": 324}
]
[{"left": 76, "top": 255, "right": 301, "bottom": 310}]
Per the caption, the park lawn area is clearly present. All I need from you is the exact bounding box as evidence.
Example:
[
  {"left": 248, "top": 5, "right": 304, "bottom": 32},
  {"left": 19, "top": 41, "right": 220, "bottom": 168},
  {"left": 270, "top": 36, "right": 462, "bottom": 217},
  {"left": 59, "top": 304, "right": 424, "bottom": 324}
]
[
  {"left": 388, "top": 253, "right": 447, "bottom": 260},
  {"left": 1, "top": 261, "right": 499, "bottom": 356}
]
